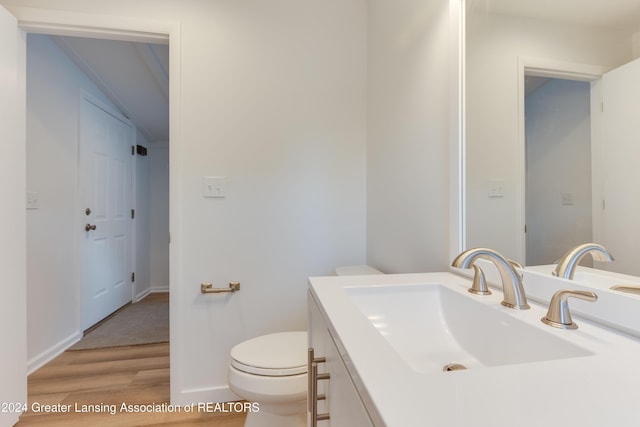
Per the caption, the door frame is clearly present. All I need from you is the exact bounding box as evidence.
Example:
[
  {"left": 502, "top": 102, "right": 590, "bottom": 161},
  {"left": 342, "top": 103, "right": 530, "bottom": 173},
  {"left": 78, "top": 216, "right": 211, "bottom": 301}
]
[
  {"left": 516, "top": 56, "right": 607, "bottom": 263},
  {"left": 11, "top": 6, "right": 183, "bottom": 402},
  {"left": 0, "top": 6, "right": 26, "bottom": 426}
]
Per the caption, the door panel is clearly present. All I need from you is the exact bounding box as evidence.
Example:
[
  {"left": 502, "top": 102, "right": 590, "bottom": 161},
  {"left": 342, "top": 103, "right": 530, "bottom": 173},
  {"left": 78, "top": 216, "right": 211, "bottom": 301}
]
[
  {"left": 601, "top": 58, "right": 640, "bottom": 275},
  {"left": 80, "top": 96, "right": 133, "bottom": 330},
  {"left": 0, "top": 4, "right": 28, "bottom": 425}
]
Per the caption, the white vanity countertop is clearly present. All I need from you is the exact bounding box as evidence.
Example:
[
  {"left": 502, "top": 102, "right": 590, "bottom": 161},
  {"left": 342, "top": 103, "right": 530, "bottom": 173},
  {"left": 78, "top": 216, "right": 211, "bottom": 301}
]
[{"left": 308, "top": 272, "right": 640, "bottom": 427}]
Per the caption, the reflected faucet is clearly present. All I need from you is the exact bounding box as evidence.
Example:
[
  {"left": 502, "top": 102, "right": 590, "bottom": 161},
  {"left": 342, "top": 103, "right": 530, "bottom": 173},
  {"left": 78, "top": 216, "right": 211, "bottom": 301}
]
[
  {"left": 452, "top": 248, "right": 530, "bottom": 310},
  {"left": 552, "top": 243, "right": 614, "bottom": 280}
]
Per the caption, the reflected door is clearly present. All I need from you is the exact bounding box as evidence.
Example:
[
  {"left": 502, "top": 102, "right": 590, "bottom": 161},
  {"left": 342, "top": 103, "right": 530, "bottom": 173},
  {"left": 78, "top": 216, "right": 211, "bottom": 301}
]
[{"left": 601, "top": 58, "right": 640, "bottom": 275}]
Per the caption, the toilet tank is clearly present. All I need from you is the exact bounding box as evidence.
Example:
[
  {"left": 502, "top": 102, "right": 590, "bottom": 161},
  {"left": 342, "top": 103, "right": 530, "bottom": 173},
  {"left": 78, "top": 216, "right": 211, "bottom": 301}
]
[{"left": 334, "top": 265, "right": 383, "bottom": 276}]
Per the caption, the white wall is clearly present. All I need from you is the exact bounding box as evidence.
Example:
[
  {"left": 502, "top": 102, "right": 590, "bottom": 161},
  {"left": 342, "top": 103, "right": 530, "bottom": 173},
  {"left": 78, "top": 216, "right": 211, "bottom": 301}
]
[
  {"left": 4, "top": 0, "right": 369, "bottom": 403},
  {"left": 465, "top": 11, "right": 634, "bottom": 262},
  {"left": 25, "top": 33, "right": 127, "bottom": 371},
  {"left": 10, "top": 0, "right": 457, "bottom": 405},
  {"left": 367, "top": 0, "right": 452, "bottom": 273},
  {"left": 149, "top": 142, "right": 169, "bottom": 292},
  {"left": 173, "top": 0, "right": 367, "bottom": 401},
  {"left": 525, "top": 79, "right": 592, "bottom": 265}
]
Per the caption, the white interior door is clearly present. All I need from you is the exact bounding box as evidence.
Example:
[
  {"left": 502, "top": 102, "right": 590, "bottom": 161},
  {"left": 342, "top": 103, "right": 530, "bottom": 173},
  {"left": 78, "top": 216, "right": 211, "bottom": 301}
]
[
  {"left": 601, "top": 58, "right": 640, "bottom": 275},
  {"left": 79, "top": 96, "right": 134, "bottom": 330},
  {"left": 0, "top": 4, "right": 28, "bottom": 425}
]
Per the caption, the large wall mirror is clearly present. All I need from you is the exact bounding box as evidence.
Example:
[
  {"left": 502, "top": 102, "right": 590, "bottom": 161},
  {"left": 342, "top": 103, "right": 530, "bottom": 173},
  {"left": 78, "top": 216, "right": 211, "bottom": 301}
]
[{"left": 465, "top": 0, "right": 640, "bottom": 275}]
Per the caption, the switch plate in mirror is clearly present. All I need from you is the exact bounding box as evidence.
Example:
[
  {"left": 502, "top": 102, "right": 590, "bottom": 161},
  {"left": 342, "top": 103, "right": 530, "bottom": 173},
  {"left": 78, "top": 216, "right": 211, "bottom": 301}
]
[{"left": 203, "top": 176, "right": 227, "bottom": 199}]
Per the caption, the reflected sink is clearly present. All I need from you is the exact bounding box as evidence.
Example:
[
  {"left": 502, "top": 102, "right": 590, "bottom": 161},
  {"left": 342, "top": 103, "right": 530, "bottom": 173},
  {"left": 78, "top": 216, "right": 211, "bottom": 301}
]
[
  {"left": 526, "top": 264, "right": 640, "bottom": 297},
  {"left": 345, "top": 284, "right": 591, "bottom": 373},
  {"left": 573, "top": 270, "right": 640, "bottom": 294}
]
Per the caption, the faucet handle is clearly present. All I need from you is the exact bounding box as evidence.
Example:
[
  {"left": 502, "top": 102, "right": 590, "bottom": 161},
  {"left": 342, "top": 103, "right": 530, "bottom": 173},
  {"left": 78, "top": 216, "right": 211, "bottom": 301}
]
[
  {"left": 468, "top": 264, "right": 491, "bottom": 295},
  {"left": 541, "top": 290, "right": 597, "bottom": 330},
  {"left": 508, "top": 259, "right": 523, "bottom": 270},
  {"left": 508, "top": 259, "right": 524, "bottom": 280}
]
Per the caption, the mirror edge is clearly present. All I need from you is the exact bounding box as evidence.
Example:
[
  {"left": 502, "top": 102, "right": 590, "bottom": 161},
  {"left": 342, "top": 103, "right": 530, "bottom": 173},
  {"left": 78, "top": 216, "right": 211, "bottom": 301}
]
[{"left": 449, "top": 0, "right": 465, "bottom": 265}]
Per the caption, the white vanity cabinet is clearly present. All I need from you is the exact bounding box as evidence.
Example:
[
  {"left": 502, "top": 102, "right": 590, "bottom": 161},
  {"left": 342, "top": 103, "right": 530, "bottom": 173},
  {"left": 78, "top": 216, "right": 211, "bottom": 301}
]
[{"left": 308, "top": 291, "right": 374, "bottom": 427}]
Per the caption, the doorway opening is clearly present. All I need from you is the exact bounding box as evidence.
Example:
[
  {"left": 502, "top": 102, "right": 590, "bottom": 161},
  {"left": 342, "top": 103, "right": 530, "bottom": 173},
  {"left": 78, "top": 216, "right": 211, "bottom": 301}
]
[
  {"left": 25, "top": 32, "right": 170, "bottom": 368},
  {"left": 515, "top": 58, "right": 606, "bottom": 265},
  {"left": 524, "top": 76, "right": 593, "bottom": 265}
]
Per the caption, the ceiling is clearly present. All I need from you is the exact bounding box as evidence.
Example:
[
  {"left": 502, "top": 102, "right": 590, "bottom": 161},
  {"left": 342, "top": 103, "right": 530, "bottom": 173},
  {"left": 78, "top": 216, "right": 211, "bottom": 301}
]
[
  {"left": 472, "top": 0, "right": 640, "bottom": 32},
  {"left": 51, "top": 35, "right": 170, "bottom": 143},
  {"left": 50, "top": 2, "right": 639, "bottom": 145},
  {"left": 524, "top": 76, "right": 551, "bottom": 96}
]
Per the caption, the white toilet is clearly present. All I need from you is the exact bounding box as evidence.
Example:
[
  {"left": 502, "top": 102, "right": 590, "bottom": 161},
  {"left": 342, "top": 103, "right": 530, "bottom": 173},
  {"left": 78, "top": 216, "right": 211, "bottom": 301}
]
[
  {"left": 227, "top": 265, "right": 382, "bottom": 427},
  {"left": 334, "top": 264, "right": 384, "bottom": 276},
  {"left": 228, "top": 331, "right": 308, "bottom": 427}
]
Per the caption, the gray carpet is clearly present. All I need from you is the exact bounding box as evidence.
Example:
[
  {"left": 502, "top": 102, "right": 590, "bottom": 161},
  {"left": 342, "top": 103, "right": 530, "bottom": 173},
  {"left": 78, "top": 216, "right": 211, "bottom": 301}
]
[{"left": 70, "top": 296, "right": 169, "bottom": 350}]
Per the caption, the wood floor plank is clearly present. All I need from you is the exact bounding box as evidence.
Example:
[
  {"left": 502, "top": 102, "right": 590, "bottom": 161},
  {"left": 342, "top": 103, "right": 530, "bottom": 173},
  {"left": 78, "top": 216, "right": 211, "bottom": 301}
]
[
  {"left": 17, "top": 342, "right": 247, "bottom": 426},
  {"left": 55, "top": 343, "right": 169, "bottom": 365},
  {"left": 29, "top": 356, "right": 168, "bottom": 381},
  {"left": 28, "top": 372, "right": 136, "bottom": 395},
  {"left": 18, "top": 410, "right": 246, "bottom": 427}
]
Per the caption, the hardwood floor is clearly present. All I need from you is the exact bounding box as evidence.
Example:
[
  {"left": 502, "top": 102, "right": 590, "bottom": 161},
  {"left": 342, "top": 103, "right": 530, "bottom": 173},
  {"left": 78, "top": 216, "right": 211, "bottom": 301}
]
[{"left": 16, "top": 296, "right": 247, "bottom": 426}]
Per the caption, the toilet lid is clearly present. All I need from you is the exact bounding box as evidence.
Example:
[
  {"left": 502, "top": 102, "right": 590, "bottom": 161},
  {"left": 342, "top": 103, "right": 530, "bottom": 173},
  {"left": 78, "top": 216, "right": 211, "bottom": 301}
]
[{"left": 230, "top": 331, "right": 307, "bottom": 376}]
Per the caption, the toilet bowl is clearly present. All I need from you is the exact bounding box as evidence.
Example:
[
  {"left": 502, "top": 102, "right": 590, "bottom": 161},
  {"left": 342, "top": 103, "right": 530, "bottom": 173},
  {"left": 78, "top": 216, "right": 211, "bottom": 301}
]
[
  {"left": 227, "top": 266, "right": 382, "bottom": 427},
  {"left": 228, "top": 331, "right": 308, "bottom": 427}
]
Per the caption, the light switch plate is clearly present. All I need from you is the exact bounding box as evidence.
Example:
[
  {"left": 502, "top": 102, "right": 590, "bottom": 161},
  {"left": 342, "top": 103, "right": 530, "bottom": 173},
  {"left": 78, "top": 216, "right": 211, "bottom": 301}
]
[
  {"left": 203, "top": 176, "right": 226, "bottom": 198},
  {"left": 561, "top": 192, "right": 574, "bottom": 205},
  {"left": 26, "top": 192, "right": 39, "bottom": 209},
  {"left": 488, "top": 180, "right": 505, "bottom": 198}
]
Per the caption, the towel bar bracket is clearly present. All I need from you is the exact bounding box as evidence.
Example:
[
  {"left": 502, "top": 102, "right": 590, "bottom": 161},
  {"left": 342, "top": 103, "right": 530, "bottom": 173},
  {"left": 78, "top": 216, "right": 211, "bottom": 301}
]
[{"left": 201, "top": 281, "right": 240, "bottom": 294}]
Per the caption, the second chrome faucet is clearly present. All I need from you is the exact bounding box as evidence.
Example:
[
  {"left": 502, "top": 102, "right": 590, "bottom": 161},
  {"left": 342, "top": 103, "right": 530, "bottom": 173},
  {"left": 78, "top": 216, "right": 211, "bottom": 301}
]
[
  {"left": 553, "top": 243, "right": 614, "bottom": 280},
  {"left": 452, "top": 247, "right": 530, "bottom": 310}
]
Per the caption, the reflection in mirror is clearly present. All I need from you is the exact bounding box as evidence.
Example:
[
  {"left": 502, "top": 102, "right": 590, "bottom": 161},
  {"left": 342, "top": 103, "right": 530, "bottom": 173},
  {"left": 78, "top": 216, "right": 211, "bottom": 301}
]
[
  {"left": 525, "top": 77, "right": 592, "bottom": 266},
  {"left": 464, "top": 0, "right": 640, "bottom": 275}
]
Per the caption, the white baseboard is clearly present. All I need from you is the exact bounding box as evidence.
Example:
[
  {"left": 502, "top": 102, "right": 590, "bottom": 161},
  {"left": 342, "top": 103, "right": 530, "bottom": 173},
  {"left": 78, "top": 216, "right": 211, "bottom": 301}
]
[
  {"left": 134, "top": 287, "right": 152, "bottom": 302},
  {"left": 151, "top": 284, "right": 169, "bottom": 293},
  {"left": 27, "top": 331, "right": 83, "bottom": 374}
]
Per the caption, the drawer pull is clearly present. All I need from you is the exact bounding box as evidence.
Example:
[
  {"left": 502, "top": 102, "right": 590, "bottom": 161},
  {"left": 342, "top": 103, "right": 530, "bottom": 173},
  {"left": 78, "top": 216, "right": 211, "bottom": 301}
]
[{"left": 309, "top": 348, "right": 330, "bottom": 426}]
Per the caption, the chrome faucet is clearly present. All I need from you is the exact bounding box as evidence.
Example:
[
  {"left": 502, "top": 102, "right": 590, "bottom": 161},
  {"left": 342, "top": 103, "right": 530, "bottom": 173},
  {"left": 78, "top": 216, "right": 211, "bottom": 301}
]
[
  {"left": 452, "top": 248, "right": 530, "bottom": 310},
  {"left": 552, "top": 243, "right": 614, "bottom": 280}
]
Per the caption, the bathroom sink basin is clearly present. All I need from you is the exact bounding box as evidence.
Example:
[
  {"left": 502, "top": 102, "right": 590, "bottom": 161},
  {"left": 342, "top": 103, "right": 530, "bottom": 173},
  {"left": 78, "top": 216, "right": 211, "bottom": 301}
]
[{"left": 345, "top": 283, "right": 591, "bottom": 373}]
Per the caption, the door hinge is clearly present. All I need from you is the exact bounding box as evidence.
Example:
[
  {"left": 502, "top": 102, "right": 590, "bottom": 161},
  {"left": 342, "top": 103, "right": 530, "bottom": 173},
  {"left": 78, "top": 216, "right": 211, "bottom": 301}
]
[
  {"left": 131, "top": 145, "right": 135, "bottom": 156},
  {"left": 131, "top": 208, "right": 135, "bottom": 219},
  {"left": 131, "top": 272, "right": 135, "bottom": 282}
]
